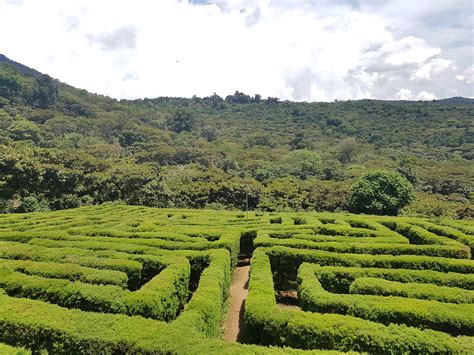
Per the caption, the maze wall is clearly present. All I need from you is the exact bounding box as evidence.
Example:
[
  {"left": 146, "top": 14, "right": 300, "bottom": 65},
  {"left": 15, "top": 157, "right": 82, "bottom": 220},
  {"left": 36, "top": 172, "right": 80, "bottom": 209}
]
[{"left": 0, "top": 204, "right": 472, "bottom": 354}]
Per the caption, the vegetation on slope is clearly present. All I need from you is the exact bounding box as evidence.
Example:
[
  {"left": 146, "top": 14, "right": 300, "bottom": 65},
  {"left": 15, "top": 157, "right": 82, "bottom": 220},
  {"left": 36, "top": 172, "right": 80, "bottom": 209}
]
[{"left": 0, "top": 56, "right": 472, "bottom": 217}]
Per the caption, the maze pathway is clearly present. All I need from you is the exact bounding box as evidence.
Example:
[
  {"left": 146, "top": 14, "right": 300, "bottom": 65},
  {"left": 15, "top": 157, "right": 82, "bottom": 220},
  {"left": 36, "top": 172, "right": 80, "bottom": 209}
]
[
  {"left": 224, "top": 263, "right": 249, "bottom": 341},
  {"left": 0, "top": 204, "right": 472, "bottom": 354}
]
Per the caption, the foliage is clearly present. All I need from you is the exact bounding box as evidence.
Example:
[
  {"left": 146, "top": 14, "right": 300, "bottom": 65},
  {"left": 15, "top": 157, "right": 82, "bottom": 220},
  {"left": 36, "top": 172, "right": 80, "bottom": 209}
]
[
  {"left": 0, "top": 204, "right": 472, "bottom": 353},
  {"left": 166, "top": 110, "right": 196, "bottom": 133},
  {"left": 0, "top": 60, "right": 471, "bottom": 218},
  {"left": 349, "top": 170, "right": 415, "bottom": 215},
  {"left": 31, "top": 74, "right": 59, "bottom": 109},
  {"left": 0, "top": 72, "right": 21, "bottom": 101}
]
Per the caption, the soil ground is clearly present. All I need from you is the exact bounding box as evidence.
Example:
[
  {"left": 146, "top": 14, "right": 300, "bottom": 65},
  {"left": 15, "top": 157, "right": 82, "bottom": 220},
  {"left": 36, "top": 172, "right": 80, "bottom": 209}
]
[{"left": 223, "top": 262, "right": 250, "bottom": 342}]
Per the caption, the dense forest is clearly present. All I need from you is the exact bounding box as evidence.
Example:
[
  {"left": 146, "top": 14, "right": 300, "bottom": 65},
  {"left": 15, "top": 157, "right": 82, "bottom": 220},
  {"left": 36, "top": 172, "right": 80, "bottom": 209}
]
[{"left": 0, "top": 55, "right": 472, "bottom": 218}]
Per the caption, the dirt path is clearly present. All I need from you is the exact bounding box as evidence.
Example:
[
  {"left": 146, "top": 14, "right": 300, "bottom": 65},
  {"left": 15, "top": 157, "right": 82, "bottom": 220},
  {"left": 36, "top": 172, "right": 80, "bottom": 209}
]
[
  {"left": 224, "top": 264, "right": 250, "bottom": 342},
  {"left": 277, "top": 290, "right": 301, "bottom": 310}
]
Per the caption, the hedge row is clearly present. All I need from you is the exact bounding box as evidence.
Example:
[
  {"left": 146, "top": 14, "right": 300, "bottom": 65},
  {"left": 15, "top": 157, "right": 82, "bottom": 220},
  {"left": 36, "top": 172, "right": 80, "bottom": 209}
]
[
  {"left": 0, "top": 228, "right": 208, "bottom": 243},
  {"left": 440, "top": 219, "right": 474, "bottom": 235},
  {"left": 0, "top": 241, "right": 143, "bottom": 288},
  {"left": 311, "top": 265, "right": 474, "bottom": 292},
  {"left": 0, "top": 238, "right": 217, "bottom": 291},
  {"left": 0, "top": 259, "right": 128, "bottom": 287},
  {"left": 0, "top": 249, "right": 332, "bottom": 354},
  {"left": 0, "top": 256, "right": 189, "bottom": 321},
  {"left": 264, "top": 246, "right": 474, "bottom": 290},
  {"left": 0, "top": 343, "right": 30, "bottom": 355},
  {"left": 349, "top": 277, "right": 474, "bottom": 304},
  {"left": 25, "top": 230, "right": 242, "bottom": 268},
  {"left": 263, "top": 230, "right": 408, "bottom": 244},
  {"left": 313, "top": 224, "right": 405, "bottom": 241},
  {"left": 380, "top": 220, "right": 464, "bottom": 246},
  {"left": 409, "top": 220, "right": 474, "bottom": 252},
  {"left": 244, "top": 249, "right": 473, "bottom": 353},
  {"left": 297, "top": 263, "right": 474, "bottom": 335},
  {"left": 254, "top": 235, "right": 470, "bottom": 259}
]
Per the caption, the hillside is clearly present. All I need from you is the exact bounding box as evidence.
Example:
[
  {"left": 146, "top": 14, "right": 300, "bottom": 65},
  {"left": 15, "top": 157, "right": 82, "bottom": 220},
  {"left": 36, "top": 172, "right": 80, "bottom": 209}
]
[{"left": 0, "top": 55, "right": 472, "bottom": 217}]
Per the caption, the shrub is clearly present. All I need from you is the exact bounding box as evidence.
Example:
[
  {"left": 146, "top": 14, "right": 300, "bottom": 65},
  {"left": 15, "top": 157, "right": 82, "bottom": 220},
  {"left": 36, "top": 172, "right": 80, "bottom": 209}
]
[
  {"left": 298, "top": 264, "right": 474, "bottom": 335},
  {"left": 348, "top": 170, "right": 415, "bottom": 215},
  {"left": 350, "top": 277, "right": 474, "bottom": 304},
  {"left": 245, "top": 250, "right": 472, "bottom": 352}
]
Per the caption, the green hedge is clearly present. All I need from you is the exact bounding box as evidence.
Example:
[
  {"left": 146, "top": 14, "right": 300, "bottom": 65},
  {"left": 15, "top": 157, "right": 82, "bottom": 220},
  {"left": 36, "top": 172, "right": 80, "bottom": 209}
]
[
  {"left": 244, "top": 250, "right": 473, "bottom": 353},
  {"left": 255, "top": 235, "right": 470, "bottom": 259},
  {"left": 262, "top": 229, "right": 407, "bottom": 244},
  {"left": 440, "top": 219, "right": 474, "bottom": 235},
  {"left": 0, "top": 257, "right": 190, "bottom": 321},
  {"left": 380, "top": 220, "right": 464, "bottom": 246},
  {"left": 349, "top": 277, "right": 474, "bottom": 304},
  {"left": 0, "top": 249, "right": 335, "bottom": 354},
  {"left": 311, "top": 265, "right": 474, "bottom": 292},
  {"left": 0, "top": 205, "right": 473, "bottom": 353},
  {"left": 313, "top": 224, "right": 405, "bottom": 241},
  {"left": 0, "top": 343, "right": 30, "bottom": 355},
  {"left": 26, "top": 230, "right": 242, "bottom": 268},
  {"left": 0, "top": 259, "right": 128, "bottom": 287},
  {"left": 265, "top": 246, "right": 474, "bottom": 289},
  {"left": 410, "top": 220, "right": 474, "bottom": 252},
  {"left": 298, "top": 263, "right": 474, "bottom": 335},
  {"left": 0, "top": 241, "right": 143, "bottom": 288}
]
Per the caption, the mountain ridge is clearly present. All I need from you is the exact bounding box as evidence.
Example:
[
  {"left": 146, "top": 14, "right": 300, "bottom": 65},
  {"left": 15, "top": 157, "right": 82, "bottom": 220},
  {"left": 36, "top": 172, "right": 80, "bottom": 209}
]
[{"left": 1, "top": 53, "right": 472, "bottom": 104}]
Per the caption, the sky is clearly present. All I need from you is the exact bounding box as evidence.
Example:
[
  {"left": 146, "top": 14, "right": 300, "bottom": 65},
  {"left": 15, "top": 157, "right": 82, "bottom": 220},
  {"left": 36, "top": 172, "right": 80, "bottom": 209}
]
[{"left": 0, "top": 0, "right": 473, "bottom": 101}]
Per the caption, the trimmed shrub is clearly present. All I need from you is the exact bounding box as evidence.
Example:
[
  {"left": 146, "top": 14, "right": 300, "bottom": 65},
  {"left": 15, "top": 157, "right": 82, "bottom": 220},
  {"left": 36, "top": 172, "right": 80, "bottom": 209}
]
[
  {"left": 350, "top": 277, "right": 474, "bottom": 304},
  {"left": 245, "top": 250, "right": 472, "bottom": 352},
  {"left": 298, "top": 263, "right": 474, "bottom": 335}
]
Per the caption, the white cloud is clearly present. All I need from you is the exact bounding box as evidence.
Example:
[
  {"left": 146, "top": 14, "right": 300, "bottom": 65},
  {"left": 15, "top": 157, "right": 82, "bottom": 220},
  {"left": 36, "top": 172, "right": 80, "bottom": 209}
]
[
  {"left": 416, "top": 91, "right": 436, "bottom": 101},
  {"left": 0, "top": 0, "right": 471, "bottom": 101},
  {"left": 411, "top": 58, "right": 456, "bottom": 81},
  {"left": 456, "top": 65, "right": 474, "bottom": 85},
  {"left": 395, "top": 88, "right": 412, "bottom": 100}
]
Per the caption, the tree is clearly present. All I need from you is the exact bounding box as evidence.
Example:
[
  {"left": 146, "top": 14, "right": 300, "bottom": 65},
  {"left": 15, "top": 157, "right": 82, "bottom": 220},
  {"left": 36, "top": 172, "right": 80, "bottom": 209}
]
[
  {"left": 166, "top": 110, "right": 195, "bottom": 133},
  {"left": 0, "top": 73, "right": 21, "bottom": 101},
  {"left": 15, "top": 195, "right": 49, "bottom": 213},
  {"left": 258, "top": 177, "right": 302, "bottom": 211},
  {"left": 202, "top": 93, "right": 225, "bottom": 109},
  {"left": 32, "top": 74, "right": 59, "bottom": 109},
  {"left": 348, "top": 170, "right": 415, "bottom": 215},
  {"left": 8, "top": 120, "right": 42, "bottom": 144},
  {"left": 337, "top": 137, "right": 359, "bottom": 163},
  {"left": 201, "top": 125, "right": 218, "bottom": 142},
  {"left": 287, "top": 149, "right": 321, "bottom": 179},
  {"left": 118, "top": 129, "right": 147, "bottom": 147},
  {"left": 225, "top": 91, "right": 251, "bottom": 104},
  {"left": 397, "top": 156, "right": 419, "bottom": 185},
  {"left": 289, "top": 132, "right": 313, "bottom": 150}
]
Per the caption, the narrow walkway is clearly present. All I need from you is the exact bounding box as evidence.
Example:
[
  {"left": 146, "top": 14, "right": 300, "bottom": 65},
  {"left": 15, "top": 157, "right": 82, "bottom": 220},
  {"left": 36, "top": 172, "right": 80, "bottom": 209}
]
[
  {"left": 277, "top": 290, "right": 301, "bottom": 310},
  {"left": 224, "top": 263, "right": 250, "bottom": 342}
]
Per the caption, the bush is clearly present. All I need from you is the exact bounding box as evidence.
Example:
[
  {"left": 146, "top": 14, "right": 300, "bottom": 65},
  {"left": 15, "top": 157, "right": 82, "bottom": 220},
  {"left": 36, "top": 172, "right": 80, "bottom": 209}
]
[
  {"left": 348, "top": 170, "right": 415, "bottom": 215},
  {"left": 350, "top": 277, "right": 474, "bottom": 304},
  {"left": 166, "top": 110, "right": 196, "bottom": 133},
  {"left": 244, "top": 250, "right": 472, "bottom": 353},
  {"left": 312, "top": 265, "right": 474, "bottom": 292},
  {"left": 297, "top": 264, "right": 474, "bottom": 335},
  {"left": 14, "top": 195, "right": 49, "bottom": 213}
]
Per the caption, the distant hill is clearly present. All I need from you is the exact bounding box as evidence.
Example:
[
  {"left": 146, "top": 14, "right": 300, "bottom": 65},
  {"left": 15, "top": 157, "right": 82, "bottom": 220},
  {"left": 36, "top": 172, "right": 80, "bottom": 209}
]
[
  {"left": 436, "top": 97, "right": 474, "bottom": 105},
  {"left": 0, "top": 54, "right": 43, "bottom": 78},
  {"left": 0, "top": 55, "right": 472, "bottom": 217}
]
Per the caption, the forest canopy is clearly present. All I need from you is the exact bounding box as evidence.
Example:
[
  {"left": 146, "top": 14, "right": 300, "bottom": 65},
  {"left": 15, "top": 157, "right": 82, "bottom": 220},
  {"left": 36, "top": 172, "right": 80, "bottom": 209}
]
[{"left": 0, "top": 59, "right": 472, "bottom": 218}]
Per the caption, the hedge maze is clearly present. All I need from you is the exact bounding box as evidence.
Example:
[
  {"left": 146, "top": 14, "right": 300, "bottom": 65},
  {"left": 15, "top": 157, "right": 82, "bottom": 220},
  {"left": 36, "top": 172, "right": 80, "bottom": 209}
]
[{"left": 0, "top": 205, "right": 472, "bottom": 354}]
